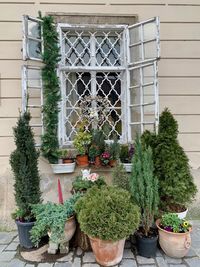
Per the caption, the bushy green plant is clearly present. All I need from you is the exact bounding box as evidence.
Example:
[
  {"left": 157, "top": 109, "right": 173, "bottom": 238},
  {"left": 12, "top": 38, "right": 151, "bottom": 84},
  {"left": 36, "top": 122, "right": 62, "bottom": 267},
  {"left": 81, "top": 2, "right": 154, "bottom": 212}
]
[
  {"left": 10, "top": 112, "right": 41, "bottom": 221},
  {"left": 120, "top": 144, "right": 134, "bottom": 163},
  {"left": 112, "top": 163, "right": 130, "bottom": 191},
  {"left": 41, "top": 15, "right": 61, "bottom": 164},
  {"left": 75, "top": 186, "right": 140, "bottom": 241},
  {"left": 160, "top": 213, "right": 191, "bottom": 233},
  {"left": 142, "top": 108, "right": 197, "bottom": 210},
  {"left": 108, "top": 139, "right": 120, "bottom": 160},
  {"left": 129, "top": 135, "right": 159, "bottom": 236},
  {"left": 73, "top": 130, "right": 92, "bottom": 155},
  {"left": 57, "top": 149, "right": 74, "bottom": 160},
  {"left": 91, "top": 129, "right": 105, "bottom": 153},
  {"left": 72, "top": 175, "right": 106, "bottom": 192},
  {"left": 31, "top": 193, "right": 81, "bottom": 246}
]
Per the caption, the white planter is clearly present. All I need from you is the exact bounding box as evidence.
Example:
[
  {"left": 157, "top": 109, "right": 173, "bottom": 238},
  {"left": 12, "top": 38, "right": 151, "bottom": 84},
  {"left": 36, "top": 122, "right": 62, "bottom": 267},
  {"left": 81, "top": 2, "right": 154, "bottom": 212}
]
[
  {"left": 176, "top": 208, "right": 188, "bottom": 219},
  {"left": 51, "top": 162, "right": 76, "bottom": 174},
  {"left": 123, "top": 163, "right": 132, "bottom": 172}
]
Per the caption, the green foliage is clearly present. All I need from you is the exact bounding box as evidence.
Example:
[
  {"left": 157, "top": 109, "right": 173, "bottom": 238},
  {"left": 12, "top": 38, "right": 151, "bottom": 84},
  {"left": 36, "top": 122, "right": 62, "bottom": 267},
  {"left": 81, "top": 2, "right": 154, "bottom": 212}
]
[
  {"left": 108, "top": 139, "right": 120, "bottom": 160},
  {"left": 129, "top": 136, "right": 159, "bottom": 236},
  {"left": 40, "top": 15, "right": 61, "bottom": 163},
  {"left": 75, "top": 186, "right": 140, "bottom": 241},
  {"left": 142, "top": 109, "right": 197, "bottom": 209},
  {"left": 91, "top": 129, "right": 105, "bottom": 153},
  {"left": 72, "top": 175, "right": 106, "bottom": 192},
  {"left": 119, "top": 144, "right": 129, "bottom": 162},
  {"left": 160, "top": 213, "right": 191, "bottom": 233},
  {"left": 112, "top": 163, "right": 130, "bottom": 191},
  {"left": 88, "top": 145, "right": 100, "bottom": 160},
  {"left": 73, "top": 130, "right": 92, "bottom": 155},
  {"left": 57, "top": 149, "right": 74, "bottom": 160},
  {"left": 10, "top": 112, "right": 41, "bottom": 221},
  {"left": 31, "top": 194, "right": 81, "bottom": 246}
]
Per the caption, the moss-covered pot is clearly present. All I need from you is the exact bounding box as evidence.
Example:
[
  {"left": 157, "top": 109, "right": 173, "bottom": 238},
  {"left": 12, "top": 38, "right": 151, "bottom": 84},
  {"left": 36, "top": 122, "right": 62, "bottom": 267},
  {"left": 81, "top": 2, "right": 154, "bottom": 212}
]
[
  {"left": 89, "top": 236, "right": 125, "bottom": 266},
  {"left": 156, "top": 219, "right": 192, "bottom": 258}
]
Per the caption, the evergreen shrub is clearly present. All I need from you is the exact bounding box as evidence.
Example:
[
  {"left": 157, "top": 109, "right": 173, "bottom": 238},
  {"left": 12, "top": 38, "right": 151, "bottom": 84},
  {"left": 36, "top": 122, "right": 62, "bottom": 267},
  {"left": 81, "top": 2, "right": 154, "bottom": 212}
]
[
  {"left": 75, "top": 186, "right": 140, "bottom": 241},
  {"left": 10, "top": 112, "right": 41, "bottom": 221},
  {"left": 129, "top": 136, "right": 159, "bottom": 236}
]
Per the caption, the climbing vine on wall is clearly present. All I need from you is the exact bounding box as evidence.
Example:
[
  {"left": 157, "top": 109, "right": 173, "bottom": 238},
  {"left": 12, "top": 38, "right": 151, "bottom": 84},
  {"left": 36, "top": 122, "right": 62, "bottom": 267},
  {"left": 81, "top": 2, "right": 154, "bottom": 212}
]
[{"left": 41, "top": 15, "right": 61, "bottom": 163}]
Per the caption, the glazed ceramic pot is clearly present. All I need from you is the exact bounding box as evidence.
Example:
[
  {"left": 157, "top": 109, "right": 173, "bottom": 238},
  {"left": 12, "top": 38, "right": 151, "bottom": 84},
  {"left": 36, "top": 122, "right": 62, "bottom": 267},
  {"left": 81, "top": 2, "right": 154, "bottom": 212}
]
[
  {"left": 89, "top": 236, "right": 125, "bottom": 266},
  {"left": 156, "top": 219, "right": 192, "bottom": 258}
]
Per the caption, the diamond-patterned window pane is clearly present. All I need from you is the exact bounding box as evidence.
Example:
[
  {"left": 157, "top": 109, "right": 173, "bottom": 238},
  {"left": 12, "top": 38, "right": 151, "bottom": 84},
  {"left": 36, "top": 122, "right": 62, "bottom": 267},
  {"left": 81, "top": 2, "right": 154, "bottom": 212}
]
[
  {"left": 63, "top": 71, "right": 122, "bottom": 141},
  {"left": 62, "top": 29, "right": 122, "bottom": 67}
]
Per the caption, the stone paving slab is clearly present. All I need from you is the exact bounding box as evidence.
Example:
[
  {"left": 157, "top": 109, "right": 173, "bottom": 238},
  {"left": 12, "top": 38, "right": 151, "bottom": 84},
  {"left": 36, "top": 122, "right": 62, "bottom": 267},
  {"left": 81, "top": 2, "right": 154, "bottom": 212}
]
[{"left": 1, "top": 223, "right": 200, "bottom": 267}]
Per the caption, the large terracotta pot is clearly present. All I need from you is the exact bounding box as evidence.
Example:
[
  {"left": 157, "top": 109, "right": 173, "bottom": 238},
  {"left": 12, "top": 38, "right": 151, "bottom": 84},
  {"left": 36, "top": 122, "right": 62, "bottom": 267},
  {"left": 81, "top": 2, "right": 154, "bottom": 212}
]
[
  {"left": 76, "top": 155, "right": 89, "bottom": 167},
  {"left": 156, "top": 219, "right": 192, "bottom": 258},
  {"left": 109, "top": 159, "right": 117, "bottom": 167},
  {"left": 89, "top": 236, "right": 125, "bottom": 266}
]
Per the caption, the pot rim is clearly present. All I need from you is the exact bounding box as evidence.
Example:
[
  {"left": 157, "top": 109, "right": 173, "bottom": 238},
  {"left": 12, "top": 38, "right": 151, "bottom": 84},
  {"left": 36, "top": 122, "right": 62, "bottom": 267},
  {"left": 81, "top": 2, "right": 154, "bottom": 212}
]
[
  {"left": 15, "top": 220, "right": 35, "bottom": 226},
  {"left": 88, "top": 235, "right": 125, "bottom": 244},
  {"left": 156, "top": 219, "right": 192, "bottom": 235}
]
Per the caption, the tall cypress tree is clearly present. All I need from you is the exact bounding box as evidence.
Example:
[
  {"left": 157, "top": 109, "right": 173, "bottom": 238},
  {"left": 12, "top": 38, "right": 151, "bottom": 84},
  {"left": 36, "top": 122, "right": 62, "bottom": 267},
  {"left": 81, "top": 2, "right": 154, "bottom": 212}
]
[
  {"left": 155, "top": 108, "right": 197, "bottom": 210},
  {"left": 129, "top": 136, "right": 159, "bottom": 236},
  {"left": 142, "top": 108, "right": 197, "bottom": 211},
  {"left": 10, "top": 112, "right": 41, "bottom": 221}
]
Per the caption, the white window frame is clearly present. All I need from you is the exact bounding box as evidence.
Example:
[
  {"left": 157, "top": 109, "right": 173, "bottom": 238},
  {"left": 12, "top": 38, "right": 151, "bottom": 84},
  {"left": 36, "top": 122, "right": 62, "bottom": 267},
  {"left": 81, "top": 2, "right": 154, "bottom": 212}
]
[
  {"left": 22, "top": 15, "right": 43, "bottom": 61},
  {"left": 57, "top": 23, "right": 128, "bottom": 146}
]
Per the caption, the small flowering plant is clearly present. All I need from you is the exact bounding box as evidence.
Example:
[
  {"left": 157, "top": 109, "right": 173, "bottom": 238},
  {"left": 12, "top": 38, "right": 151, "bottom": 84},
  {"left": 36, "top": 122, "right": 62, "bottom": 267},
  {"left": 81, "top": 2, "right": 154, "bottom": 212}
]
[
  {"left": 100, "top": 151, "right": 111, "bottom": 166},
  {"left": 160, "top": 213, "right": 191, "bottom": 233},
  {"left": 72, "top": 171, "right": 106, "bottom": 193}
]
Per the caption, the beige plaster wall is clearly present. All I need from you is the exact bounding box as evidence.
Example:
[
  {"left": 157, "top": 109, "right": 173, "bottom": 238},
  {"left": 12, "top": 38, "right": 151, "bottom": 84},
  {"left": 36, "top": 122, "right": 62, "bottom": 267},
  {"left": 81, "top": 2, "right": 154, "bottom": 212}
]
[{"left": 0, "top": 0, "right": 200, "bottom": 228}]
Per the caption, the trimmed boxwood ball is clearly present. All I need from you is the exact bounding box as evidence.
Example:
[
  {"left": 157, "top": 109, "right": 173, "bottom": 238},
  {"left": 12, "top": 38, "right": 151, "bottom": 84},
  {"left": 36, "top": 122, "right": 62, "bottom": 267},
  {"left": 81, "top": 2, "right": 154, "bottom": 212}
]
[{"left": 75, "top": 186, "right": 140, "bottom": 241}]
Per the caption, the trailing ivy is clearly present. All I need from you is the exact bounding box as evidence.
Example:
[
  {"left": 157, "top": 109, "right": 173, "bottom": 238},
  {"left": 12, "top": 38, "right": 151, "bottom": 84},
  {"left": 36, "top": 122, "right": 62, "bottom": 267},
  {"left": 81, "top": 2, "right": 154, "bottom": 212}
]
[{"left": 41, "top": 15, "right": 61, "bottom": 163}]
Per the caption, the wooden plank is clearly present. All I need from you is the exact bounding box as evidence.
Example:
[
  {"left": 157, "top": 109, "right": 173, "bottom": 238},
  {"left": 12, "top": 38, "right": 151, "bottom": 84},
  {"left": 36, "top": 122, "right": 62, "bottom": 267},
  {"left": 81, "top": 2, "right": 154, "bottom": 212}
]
[
  {"left": 0, "top": 22, "right": 21, "bottom": 40},
  {"left": 185, "top": 152, "right": 200, "bottom": 169},
  {"left": 0, "top": 99, "right": 21, "bottom": 117},
  {"left": 160, "top": 96, "right": 200, "bottom": 114},
  {"left": 0, "top": 60, "right": 22, "bottom": 79},
  {"left": 0, "top": 4, "right": 36, "bottom": 22},
  {"left": 0, "top": 41, "right": 22, "bottom": 59},
  {"left": 1, "top": 80, "right": 21, "bottom": 98},
  {"left": 161, "top": 41, "right": 200, "bottom": 58},
  {"left": 0, "top": 137, "right": 15, "bottom": 156},
  {"left": 0, "top": 118, "right": 17, "bottom": 136},
  {"left": 159, "top": 77, "right": 200, "bottom": 95},
  {"left": 178, "top": 133, "right": 200, "bottom": 151},
  {"left": 158, "top": 59, "right": 200, "bottom": 77},
  {"left": 175, "top": 115, "right": 200, "bottom": 133},
  {"left": 161, "top": 23, "right": 200, "bottom": 40}
]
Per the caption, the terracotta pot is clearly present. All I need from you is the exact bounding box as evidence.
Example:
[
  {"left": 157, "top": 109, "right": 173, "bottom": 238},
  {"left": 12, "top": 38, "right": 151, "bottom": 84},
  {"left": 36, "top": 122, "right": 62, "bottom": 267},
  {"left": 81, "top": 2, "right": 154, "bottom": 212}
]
[
  {"left": 109, "top": 159, "right": 117, "bottom": 167},
  {"left": 89, "top": 236, "right": 125, "bottom": 266},
  {"left": 64, "top": 216, "right": 76, "bottom": 242},
  {"left": 76, "top": 155, "right": 89, "bottom": 167},
  {"left": 95, "top": 156, "right": 101, "bottom": 168},
  {"left": 156, "top": 219, "right": 192, "bottom": 258},
  {"left": 63, "top": 159, "right": 73, "bottom": 164}
]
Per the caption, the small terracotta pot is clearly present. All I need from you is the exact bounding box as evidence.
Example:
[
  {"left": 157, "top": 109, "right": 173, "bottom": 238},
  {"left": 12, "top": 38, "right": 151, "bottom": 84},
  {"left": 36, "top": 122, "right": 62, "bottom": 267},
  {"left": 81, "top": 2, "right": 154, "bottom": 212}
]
[
  {"left": 109, "top": 159, "right": 117, "bottom": 167},
  {"left": 63, "top": 159, "right": 73, "bottom": 164},
  {"left": 156, "top": 219, "right": 192, "bottom": 258},
  {"left": 76, "top": 155, "right": 89, "bottom": 167},
  {"left": 89, "top": 236, "right": 125, "bottom": 266},
  {"left": 95, "top": 156, "right": 101, "bottom": 168}
]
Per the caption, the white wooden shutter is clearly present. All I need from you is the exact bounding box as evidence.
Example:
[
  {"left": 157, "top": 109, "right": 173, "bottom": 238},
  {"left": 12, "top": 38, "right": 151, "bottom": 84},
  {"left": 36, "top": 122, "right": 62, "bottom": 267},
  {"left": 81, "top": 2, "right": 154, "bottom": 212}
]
[
  {"left": 22, "top": 15, "right": 44, "bottom": 146},
  {"left": 127, "top": 17, "right": 160, "bottom": 141}
]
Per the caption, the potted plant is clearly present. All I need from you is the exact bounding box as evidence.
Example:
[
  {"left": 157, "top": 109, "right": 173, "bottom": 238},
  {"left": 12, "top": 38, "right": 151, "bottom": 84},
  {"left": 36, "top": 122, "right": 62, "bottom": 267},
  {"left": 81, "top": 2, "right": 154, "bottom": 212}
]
[
  {"left": 112, "top": 163, "right": 130, "bottom": 192},
  {"left": 119, "top": 143, "right": 134, "bottom": 172},
  {"left": 129, "top": 135, "right": 159, "bottom": 258},
  {"left": 156, "top": 213, "right": 192, "bottom": 258},
  {"left": 75, "top": 186, "right": 140, "bottom": 266},
  {"left": 51, "top": 149, "right": 76, "bottom": 174},
  {"left": 73, "top": 127, "right": 92, "bottom": 167},
  {"left": 89, "top": 129, "right": 106, "bottom": 167},
  {"left": 141, "top": 108, "right": 197, "bottom": 217},
  {"left": 108, "top": 139, "right": 120, "bottom": 167},
  {"left": 100, "top": 150, "right": 111, "bottom": 167},
  {"left": 10, "top": 111, "right": 41, "bottom": 248},
  {"left": 31, "top": 193, "right": 80, "bottom": 253},
  {"left": 71, "top": 170, "right": 106, "bottom": 251},
  {"left": 71, "top": 171, "right": 106, "bottom": 194}
]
